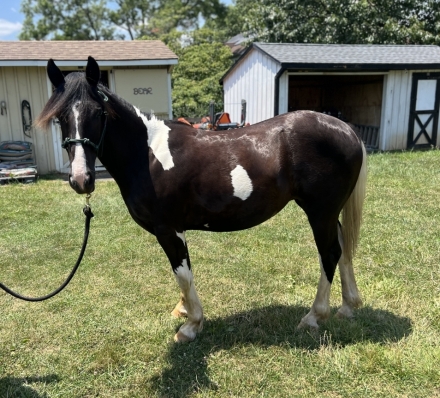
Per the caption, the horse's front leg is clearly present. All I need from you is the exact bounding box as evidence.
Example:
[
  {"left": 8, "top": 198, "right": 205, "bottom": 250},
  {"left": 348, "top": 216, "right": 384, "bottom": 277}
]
[{"left": 155, "top": 226, "right": 203, "bottom": 342}]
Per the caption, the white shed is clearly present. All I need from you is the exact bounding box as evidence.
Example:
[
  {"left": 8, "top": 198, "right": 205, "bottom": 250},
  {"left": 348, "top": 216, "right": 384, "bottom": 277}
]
[
  {"left": 221, "top": 43, "right": 440, "bottom": 150},
  {"left": 0, "top": 41, "right": 178, "bottom": 174}
]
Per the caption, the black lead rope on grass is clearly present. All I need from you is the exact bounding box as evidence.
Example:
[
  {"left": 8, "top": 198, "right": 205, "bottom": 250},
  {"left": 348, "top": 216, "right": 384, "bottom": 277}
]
[{"left": 0, "top": 205, "right": 94, "bottom": 302}]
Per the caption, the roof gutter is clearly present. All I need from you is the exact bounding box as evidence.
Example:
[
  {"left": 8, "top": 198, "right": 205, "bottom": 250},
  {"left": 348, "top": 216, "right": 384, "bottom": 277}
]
[
  {"left": 0, "top": 59, "right": 178, "bottom": 67},
  {"left": 275, "top": 62, "right": 440, "bottom": 71}
]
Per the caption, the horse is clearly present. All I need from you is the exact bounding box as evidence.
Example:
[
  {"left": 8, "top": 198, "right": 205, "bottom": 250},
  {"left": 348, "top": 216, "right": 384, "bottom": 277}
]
[{"left": 35, "top": 56, "right": 367, "bottom": 343}]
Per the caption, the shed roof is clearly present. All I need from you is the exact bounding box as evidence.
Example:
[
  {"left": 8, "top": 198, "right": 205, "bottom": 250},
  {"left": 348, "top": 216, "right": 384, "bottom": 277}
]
[
  {"left": 222, "top": 43, "right": 440, "bottom": 82},
  {"left": 254, "top": 43, "right": 440, "bottom": 66},
  {"left": 0, "top": 40, "right": 178, "bottom": 67}
]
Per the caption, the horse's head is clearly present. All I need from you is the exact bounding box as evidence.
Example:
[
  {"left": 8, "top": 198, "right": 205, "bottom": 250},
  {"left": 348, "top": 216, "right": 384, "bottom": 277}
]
[{"left": 44, "top": 56, "right": 109, "bottom": 194}]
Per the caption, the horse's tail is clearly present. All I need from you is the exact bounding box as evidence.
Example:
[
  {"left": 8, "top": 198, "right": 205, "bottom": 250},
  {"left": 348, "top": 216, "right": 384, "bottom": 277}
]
[{"left": 341, "top": 142, "right": 367, "bottom": 263}]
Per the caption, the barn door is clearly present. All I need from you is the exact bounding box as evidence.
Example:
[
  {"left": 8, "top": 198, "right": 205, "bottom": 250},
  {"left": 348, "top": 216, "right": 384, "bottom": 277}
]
[{"left": 407, "top": 73, "right": 440, "bottom": 148}]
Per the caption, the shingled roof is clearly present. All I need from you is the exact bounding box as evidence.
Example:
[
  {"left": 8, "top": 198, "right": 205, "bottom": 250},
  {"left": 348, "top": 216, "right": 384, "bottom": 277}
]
[
  {"left": 254, "top": 43, "right": 440, "bottom": 66},
  {"left": 0, "top": 40, "right": 178, "bottom": 66},
  {"left": 222, "top": 43, "right": 440, "bottom": 81}
]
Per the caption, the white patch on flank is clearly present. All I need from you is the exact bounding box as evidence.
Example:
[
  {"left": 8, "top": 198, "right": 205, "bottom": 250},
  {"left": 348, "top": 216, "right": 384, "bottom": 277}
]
[
  {"left": 204, "top": 224, "right": 209, "bottom": 228},
  {"left": 134, "top": 106, "right": 174, "bottom": 170},
  {"left": 230, "top": 165, "right": 253, "bottom": 200},
  {"left": 176, "top": 231, "right": 186, "bottom": 245},
  {"left": 71, "top": 102, "right": 87, "bottom": 178}
]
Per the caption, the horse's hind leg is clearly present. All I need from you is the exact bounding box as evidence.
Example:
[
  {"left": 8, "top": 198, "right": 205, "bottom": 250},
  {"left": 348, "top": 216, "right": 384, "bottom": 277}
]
[
  {"left": 155, "top": 226, "right": 203, "bottom": 342},
  {"left": 298, "top": 213, "right": 341, "bottom": 329},
  {"left": 336, "top": 223, "right": 362, "bottom": 318}
]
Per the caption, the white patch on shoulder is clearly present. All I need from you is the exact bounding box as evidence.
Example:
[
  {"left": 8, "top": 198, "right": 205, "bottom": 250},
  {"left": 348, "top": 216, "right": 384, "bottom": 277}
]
[
  {"left": 230, "top": 165, "right": 253, "bottom": 201},
  {"left": 176, "top": 231, "right": 186, "bottom": 245},
  {"left": 71, "top": 102, "right": 87, "bottom": 178},
  {"left": 134, "top": 106, "right": 174, "bottom": 170}
]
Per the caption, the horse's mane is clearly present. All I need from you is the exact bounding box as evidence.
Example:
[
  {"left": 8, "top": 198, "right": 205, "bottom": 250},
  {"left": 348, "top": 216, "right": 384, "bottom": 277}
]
[{"left": 35, "top": 72, "right": 116, "bottom": 130}]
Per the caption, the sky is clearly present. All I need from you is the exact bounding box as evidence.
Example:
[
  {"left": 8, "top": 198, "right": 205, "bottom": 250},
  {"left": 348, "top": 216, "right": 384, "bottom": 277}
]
[{"left": 0, "top": 0, "right": 234, "bottom": 41}]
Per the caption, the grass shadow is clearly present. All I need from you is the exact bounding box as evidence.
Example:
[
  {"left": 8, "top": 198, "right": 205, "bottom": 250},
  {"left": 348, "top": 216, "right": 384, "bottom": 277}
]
[
  {"left": 147, "top": 304, "right": 412, "bottom": 397},
  {"left": 0, "top": 374, "right": 60, "bottom": 398}
]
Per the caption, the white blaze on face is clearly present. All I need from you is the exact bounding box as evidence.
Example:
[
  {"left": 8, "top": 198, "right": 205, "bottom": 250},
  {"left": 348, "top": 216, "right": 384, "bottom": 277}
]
[
  {"left": 230, "top": 165, "right": 253, "bottom": 200},
  {"left": 71, "top": 102, "right": 87, "bottom": 178},
  {"left": 134, "top": 106, "right": 174, "bottom": 170}
]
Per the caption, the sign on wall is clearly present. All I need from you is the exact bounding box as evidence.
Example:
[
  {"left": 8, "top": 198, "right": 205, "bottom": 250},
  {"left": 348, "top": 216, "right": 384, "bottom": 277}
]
[{"left": 114, "top": 69, "right": 169, "bottom": 118}]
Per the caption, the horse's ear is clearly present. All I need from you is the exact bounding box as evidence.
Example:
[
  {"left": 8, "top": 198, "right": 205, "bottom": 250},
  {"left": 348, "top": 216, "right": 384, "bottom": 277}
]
[
  {"left": 47, "top": 59, "right": 65, "bottom": 88},
  {"left": 86, "top": 56, "right": 100, "bottom": 86}
]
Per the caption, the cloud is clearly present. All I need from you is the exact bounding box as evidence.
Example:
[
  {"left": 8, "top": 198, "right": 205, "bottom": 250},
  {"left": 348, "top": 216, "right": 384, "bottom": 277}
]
[{"left": 0, "top": 19, "right": 22, "bottom": 38}]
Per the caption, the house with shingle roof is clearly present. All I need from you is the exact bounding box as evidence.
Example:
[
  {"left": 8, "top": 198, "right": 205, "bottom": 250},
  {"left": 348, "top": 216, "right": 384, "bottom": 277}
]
[
  {"left": 221, "top": 43, "right": 440, "bottom": 150},
  {"left": 0, "top": 40, "right": 178, "bottom": 173}
]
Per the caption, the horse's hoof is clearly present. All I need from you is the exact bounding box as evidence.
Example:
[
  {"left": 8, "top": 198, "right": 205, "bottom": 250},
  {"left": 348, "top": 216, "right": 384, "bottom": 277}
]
[
  {"left": 174, "top": 330, "right": 195, "bottom": 343},
  {"left": 297, "top": 317, "right": 319, "bottom": 330},
  {"left": 297, "top": 321, "right": 319, "bottom": 331},
  {"left": 173, "top": 319, "right": 203, "bottom": 343},
  {"left": 335, "top": 306, "right": 354, "bottom": 319}
]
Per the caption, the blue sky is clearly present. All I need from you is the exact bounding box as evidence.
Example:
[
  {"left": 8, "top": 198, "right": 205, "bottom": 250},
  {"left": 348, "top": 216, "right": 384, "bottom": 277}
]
[{"left": 0, "top": 0, "right": 234, "bottom": 40}]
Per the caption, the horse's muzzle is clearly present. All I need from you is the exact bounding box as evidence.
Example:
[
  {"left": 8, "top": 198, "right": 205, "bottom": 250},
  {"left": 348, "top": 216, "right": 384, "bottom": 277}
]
[{"left": 69, "top": 171, "right": 95, "bottom": 194}]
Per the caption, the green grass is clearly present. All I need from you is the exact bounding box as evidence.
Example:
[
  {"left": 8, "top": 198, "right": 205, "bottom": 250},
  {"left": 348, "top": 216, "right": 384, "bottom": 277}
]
[{"left": 1, "top": 150, "right": 439, "bottom": 397}]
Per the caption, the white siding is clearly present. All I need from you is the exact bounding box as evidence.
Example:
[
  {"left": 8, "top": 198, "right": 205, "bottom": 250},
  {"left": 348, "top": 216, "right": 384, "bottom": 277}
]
[
  {"left": 381, "top": 69, "right": 439, "bottom": 150},
  {"left": 223, "top": 49, "right": 280, "bottom": 125},
  {"left": 0, "top": 66, "right": 54, "bottom": 174},
  {"left": 278, "top": 71, "right": 289, "bottom": 115},
  {"left": 380, "top": 70, "right": 412, "bottom": 150}
]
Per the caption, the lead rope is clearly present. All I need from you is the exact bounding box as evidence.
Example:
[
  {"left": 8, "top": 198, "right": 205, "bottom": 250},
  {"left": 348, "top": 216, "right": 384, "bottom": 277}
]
[{"left": 0, "top": 195, "right": 94, "bottom": 302}]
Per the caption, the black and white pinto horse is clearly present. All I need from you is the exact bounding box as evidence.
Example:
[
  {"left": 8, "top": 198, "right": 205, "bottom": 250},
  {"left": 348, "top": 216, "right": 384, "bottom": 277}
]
[{"left": 36, "top": 57, "right": 367, "bottom": 343}]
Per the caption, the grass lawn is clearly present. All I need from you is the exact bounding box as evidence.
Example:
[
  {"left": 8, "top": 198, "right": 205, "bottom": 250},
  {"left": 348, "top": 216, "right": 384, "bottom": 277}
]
[{"left": 1, "top": 149, "right": 439, "bottom": 397}]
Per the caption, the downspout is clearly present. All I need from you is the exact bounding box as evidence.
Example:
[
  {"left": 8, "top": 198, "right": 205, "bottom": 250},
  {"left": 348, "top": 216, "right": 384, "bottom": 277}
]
[{"left": 274, "top": 66, "right": 286, "bottom": 116}]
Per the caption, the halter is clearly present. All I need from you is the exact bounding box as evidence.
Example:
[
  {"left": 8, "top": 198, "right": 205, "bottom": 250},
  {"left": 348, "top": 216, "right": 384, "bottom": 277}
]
[{"left": 61, "top": 90, "right": 109, "bottom": 158}]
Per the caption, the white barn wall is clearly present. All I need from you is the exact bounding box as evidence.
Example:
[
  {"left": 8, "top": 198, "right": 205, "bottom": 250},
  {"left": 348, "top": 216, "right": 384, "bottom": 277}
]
[
  {"left": 381, "top": 70, "right": 412, "bottom": 150},
  {"left": 0, "top": 66, "right": 54, "bottom": 173},
  {"left": 381, "top": 69, "right": 439, "bottom": 150},
  {"left": 223, "top": 49, "right": 280, "bottom": 125}
]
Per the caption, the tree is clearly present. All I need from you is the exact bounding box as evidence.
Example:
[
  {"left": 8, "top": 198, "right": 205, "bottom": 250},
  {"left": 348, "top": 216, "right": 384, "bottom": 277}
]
[
  {"left": 244, "top": 0, "right": 440, "bottom": 45},
  {"left": 204, "top": 0, "right": 257, "bottom": 41},
  {"left": 20, "top": 0, "right": 116, "bottom": 40},
  {"left": 108, "top": 0, "right": 154, "bottom": 40},
  {"left": 20, "top": 0, "right": 229, "bottom": 41},
  {"left": 171, "top": 39, "right": 233, "bottom": 117},
  {"left": 150, "top": 0, "right": 227, "bottom": 35}
]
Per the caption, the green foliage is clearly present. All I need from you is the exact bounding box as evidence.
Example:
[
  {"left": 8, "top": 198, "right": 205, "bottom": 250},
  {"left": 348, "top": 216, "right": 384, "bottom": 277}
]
[
  {"left": 148, "top": 0, "right": 227, "bottom": 37},
  {"left": 20, "top": 0, "right": 116, "bottom": 40},
  {"left": 20, "top": 0, "right": 229, "bottom": 41},
  {"left": 108, "top": 0, "right": 154, "bottom": 40},
  {"left": 245, "top": 0, "right": 440, "bottom": 45},
  {"left": 171, "top": 39, "right": 233, "bottom": 118},
  {"left": 204, "top": 0, "right": 251, "bottom": 39}
]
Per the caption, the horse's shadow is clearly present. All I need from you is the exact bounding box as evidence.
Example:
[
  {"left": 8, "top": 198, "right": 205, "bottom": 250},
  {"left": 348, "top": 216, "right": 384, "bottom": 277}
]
[
  {"left": 0, "top": 374, "right": 59, "bottom": 398},
  {"left": 147, "top": 304, "right": 412, "bottom": 397}
]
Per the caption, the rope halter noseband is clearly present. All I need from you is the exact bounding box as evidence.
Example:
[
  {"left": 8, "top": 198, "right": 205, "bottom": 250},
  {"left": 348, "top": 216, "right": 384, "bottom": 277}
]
[{"left": 61, "top": 90, "right": 109, "bottom": 158}]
